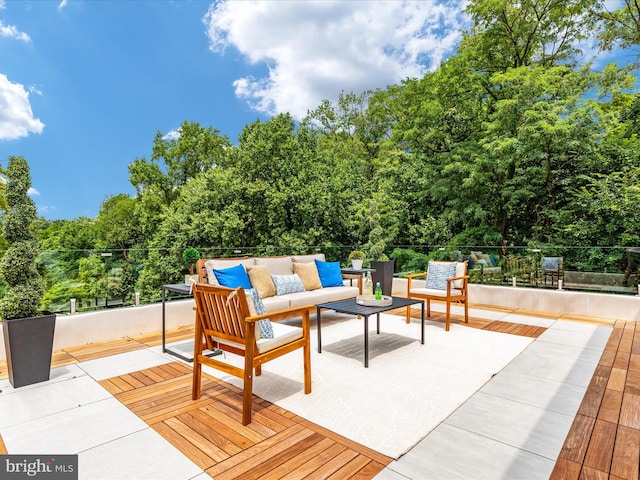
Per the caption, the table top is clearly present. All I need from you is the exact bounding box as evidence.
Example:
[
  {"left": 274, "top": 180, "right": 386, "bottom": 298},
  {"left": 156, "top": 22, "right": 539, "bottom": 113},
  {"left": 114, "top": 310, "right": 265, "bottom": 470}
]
[
  {"left": 340, "top": 267, "right": 376, "bottom": 275},
  {"left": 162, "top": 283, "right": 193, "bottom": 295},
  {"left": 316, "top": 296, "right": 423, "bottom": 316}
]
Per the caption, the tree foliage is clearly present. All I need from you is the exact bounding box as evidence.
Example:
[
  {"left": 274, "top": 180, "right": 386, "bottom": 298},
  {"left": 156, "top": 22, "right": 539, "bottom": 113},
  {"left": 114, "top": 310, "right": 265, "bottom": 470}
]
[
  {"left": 598, "top": 0, "right": 640, "bottom": 54},
  {"left": 0, "top": 156, "right": 44, "bottom": 319}
]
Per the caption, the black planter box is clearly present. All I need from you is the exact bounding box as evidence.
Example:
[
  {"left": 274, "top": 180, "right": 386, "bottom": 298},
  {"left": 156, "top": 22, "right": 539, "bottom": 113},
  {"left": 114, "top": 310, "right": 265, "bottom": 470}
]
[
  {"left": 3, "top": 313, "right": 56, "bottom": 388},
  {"left": 371, "top": 260, "right": 395, "bottom": 296}
]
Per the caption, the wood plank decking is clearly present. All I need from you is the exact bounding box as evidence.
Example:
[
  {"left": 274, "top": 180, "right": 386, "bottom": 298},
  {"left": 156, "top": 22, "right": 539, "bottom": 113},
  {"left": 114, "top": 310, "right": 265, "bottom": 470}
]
[{"left": 100, "top": 361, "right": 391, "bottom": 479}]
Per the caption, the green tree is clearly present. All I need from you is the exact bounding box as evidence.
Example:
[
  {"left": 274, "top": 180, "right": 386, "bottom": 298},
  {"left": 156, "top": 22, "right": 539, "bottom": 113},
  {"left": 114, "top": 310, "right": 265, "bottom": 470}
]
[
  {"left": 0, "top": 156, "right": 45, "bottom": 319},
  {"left": 478, "top": 65, "right": 603, "bottom": 244},
  {"left": 461, "top": 0, "right": 600, "bottom": 73},
  {"left": 598, "top": 0, "right": 640, "bottom": 55},
  {"left": 95, "top": 194, "right": 143, "bottom": 258},
  {"left": 37, "top": 218, "right": 100, "bottom": 312},
  {"left": 77, "top": 254, "right": 108, "bottom": 302},
  {"left": 39, "top": 217, "right": 99, "bottom": 280},
  {"left": 128, "top": 121, "right": 231, "bottom": 236}
]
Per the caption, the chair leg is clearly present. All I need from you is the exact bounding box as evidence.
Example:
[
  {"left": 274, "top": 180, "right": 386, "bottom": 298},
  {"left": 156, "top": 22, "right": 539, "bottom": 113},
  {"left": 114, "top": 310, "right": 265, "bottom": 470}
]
[
  {"left": 445, "top": 301, "right": 451, "bottom": 332},
  {"left": 242, "top": 352, "right": 254, "bottom": 426},
  {"left": 192, "top": 315, "right": 204, "bottom": 400},
  {"left": 304, "top": 337, "right": 311, "bottom": 394},
  {"left": 426, "top": 299, "right": 431, "bottom": 317},
  {"left": 464, "top": 299, "right": 469, "bottom": 324},
  {"left": 406, "top": 305, "right": 411, "bottom": 324},
  {"left": 192, "top": 356, "right": 202, "bottom": 400},
  {"left": 255, "top": 365, "right": 262, "bottom": 376},
  {"left": 301, "top": 310, "right": 311, "bottom": 394}
]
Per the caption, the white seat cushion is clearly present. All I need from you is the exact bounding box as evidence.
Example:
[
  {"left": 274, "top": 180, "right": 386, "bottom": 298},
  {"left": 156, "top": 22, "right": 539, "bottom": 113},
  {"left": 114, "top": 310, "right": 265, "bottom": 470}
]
[
  {"left": 262, "top": 295, "right": 291, "bottom": 312},
  {"left": 409, "top": 288, "right": 464, "bottom": 298},
  {"left": 213, "top": 322, "right": 303, "bottom": 354},
  {"left": 286, "top": 289, "right": 331, "bottom": 308},
  {"left": 257, "top": 323, "right": 303, "bottom": 353},
  {"left": 322, "top": 285, "right": 360, "bottom": 302}
]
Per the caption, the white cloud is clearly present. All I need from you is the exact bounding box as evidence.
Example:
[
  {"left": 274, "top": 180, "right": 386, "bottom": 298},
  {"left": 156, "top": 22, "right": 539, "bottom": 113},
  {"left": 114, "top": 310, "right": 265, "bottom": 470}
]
[
  {"left": 0, "top": 74, "right": 45, "bottom": 140},
  {"left": 28, "top": 187, "right": 40, "bottom": 196},
  {"left": 57, "top": 0, "right": 69, "bottom": 10},
  {"left": 163, "top": 129, "right": 181, "bottom": 141},
  {"left": 203, "top": 0, "right": 468, "bottom": 119},
  {"left": 29, "top": 85, "right": 43, "bottom": 96},
  {"left": 0, "top": 20, "right": 31, "bottom": 42},
  {"left": 0, "top": 1, "right": 5, "bottom": 10},
  {"left": 36, "top": 204, "right": 56, "bottom": 215}
]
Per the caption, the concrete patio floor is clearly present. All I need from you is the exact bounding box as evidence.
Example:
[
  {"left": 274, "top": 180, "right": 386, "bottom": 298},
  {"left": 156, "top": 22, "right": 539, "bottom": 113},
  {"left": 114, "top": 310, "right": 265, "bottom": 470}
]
[{"left": 0, "top": 303, "right": 618, "bottom": 479}]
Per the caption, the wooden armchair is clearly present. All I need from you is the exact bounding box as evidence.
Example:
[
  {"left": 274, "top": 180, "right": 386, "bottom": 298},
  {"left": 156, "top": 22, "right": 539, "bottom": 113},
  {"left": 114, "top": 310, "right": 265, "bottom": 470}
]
[
  {"left": 192, "top": 283, "right": 312, "bottom": 425},
  {"left": 405, "top": 261, "right": 469, "bottom": 331}
]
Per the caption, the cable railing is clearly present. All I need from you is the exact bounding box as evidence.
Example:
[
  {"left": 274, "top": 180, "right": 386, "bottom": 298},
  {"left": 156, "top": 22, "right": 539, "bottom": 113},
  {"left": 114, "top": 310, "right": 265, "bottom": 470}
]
[{"left": 13, "top": 245, "right": 640, "bottom": 315}]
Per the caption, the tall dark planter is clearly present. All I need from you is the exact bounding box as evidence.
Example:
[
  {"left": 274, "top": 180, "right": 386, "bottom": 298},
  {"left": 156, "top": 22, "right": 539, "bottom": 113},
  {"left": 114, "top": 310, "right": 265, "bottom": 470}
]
[
  {"left": 3, "top": 314, "right": 56, "bottom": 388},
  {"left": 371, "top": 260, "right": 395, "bottom": 296}
]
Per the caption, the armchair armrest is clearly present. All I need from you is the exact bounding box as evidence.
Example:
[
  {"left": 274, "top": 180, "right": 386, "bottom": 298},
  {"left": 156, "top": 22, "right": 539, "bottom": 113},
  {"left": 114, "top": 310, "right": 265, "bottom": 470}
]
[
  {"left": 447, "top": 275, "right": 469, "bottom": 291},
  {"left": 406, "top": 272, "right": 427, "bottom": 280},
  {"left": 406, "top": 272, "right": 427, "bottom": 292},
  {"left": 448, "top": 275, "right": 469, "bottom": 281},
  {"left": 246, "top": 305, "right": 314, "bottom": 324}
]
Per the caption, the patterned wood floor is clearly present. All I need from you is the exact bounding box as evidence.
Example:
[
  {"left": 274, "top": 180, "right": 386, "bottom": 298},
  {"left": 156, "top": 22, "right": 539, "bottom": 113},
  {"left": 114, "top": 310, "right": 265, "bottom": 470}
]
[
  {"left": 3, "top": 307, "right": 623, "bottom": 478},
  {"left": 100, "top": 361, "right": 391, "bottom": 479}
]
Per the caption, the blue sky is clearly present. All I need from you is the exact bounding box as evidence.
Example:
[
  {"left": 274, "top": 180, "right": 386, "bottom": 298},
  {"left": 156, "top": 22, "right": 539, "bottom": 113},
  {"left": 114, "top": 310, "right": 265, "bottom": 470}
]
[{"left": 0, "top": 0, "right": 627, "bottom": 220}]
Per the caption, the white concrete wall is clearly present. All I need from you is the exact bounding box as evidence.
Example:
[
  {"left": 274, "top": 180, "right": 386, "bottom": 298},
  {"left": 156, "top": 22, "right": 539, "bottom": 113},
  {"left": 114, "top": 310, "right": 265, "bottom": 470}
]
[
  {"left": 392, "top": 278, "right": 640, "bottom": 322},
  {"left": 0, "top": 298, "right": 196, "bottom": 359}
]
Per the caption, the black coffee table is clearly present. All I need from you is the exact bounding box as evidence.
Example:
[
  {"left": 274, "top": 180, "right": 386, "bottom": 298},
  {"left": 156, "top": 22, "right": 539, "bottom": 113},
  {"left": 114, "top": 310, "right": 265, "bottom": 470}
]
[{"left": 316, "top": 296, "right": 425, "bottom": 367}]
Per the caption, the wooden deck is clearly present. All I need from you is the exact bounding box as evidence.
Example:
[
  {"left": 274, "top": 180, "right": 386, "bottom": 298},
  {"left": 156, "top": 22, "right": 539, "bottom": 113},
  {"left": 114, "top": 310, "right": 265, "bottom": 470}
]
[
  {"left": 100, "top": 361, "right": 391, "bottom": 479},
  {"left": 1, "top": 307, "right": 630, "bottom": 478}
]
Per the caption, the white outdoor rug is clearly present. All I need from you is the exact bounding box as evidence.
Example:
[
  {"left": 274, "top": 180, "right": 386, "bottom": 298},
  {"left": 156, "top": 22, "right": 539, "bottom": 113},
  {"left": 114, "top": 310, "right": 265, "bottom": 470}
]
[{"left": 199, "top": 312, "right": 534, "bottom": 459}]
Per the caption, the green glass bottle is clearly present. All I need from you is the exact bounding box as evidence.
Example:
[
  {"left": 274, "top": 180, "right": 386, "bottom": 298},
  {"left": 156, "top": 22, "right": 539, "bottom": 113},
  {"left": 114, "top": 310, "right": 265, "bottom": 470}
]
[{"left": 375, "top": 282, "right": 382, "bottom": 300}]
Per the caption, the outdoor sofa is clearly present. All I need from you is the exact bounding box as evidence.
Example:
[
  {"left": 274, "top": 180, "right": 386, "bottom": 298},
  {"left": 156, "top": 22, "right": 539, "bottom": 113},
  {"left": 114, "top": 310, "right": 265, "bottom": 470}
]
[
  {"left": 466, "top": 250, "right": 501, "bottom": 275},
  {"left": 196, "top": 254, "right": 359, "bottom": 313}
]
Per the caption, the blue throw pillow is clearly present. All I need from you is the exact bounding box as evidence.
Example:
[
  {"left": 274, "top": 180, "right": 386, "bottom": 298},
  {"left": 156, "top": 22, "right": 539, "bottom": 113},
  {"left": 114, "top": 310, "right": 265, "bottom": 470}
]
[
  {"left": 488, "top": 254, "right": 497, "bottom": 267},
  {"left": 213, "top": 264, "right": 252, "bottom": 289},
  {"left": 426, "top": 261, "right": 457, "bottom": 291},
  {"left": 466, "top": 255, "right": 475, "bottom": 269},
  {"left": 314, "top": 259, "right": 344, "bottom": 287}
]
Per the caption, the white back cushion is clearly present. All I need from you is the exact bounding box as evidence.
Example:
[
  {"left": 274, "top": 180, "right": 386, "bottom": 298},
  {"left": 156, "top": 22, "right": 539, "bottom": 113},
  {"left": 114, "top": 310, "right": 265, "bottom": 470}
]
[{"left": 255, "top": 256, "right": 294, "bottom": 275}]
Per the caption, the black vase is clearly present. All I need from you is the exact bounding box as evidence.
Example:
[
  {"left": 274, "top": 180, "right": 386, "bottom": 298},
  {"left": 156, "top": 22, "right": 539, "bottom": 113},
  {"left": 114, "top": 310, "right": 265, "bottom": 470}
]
[
  {"left": 3, "top": 313, "right": 56, "bottom": 388},
  {"left": 370, "top": 260, "right": 395, "bottom": 296}
]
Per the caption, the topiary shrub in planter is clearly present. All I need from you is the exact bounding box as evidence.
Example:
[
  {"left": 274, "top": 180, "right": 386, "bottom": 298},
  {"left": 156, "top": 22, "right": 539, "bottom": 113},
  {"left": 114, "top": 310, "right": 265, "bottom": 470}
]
[
  {"left": 182, "top": 247, "right": 201, "bottom": 275},
  {"left": 182, "top": 247, "right": 201, "bottom": 284},
  {"left": 0, "top": 156, "right": 56, "bottom": 388},
  {"left": 365, "top": 200, "right": 395, "bottom": 296}
]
